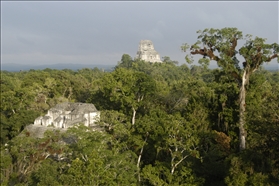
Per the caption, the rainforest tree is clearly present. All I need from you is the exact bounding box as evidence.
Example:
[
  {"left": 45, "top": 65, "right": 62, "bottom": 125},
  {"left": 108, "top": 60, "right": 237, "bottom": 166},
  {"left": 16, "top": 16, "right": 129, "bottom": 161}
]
[{"left": 182, "top": 27, "right": 279, "bottom": 151}]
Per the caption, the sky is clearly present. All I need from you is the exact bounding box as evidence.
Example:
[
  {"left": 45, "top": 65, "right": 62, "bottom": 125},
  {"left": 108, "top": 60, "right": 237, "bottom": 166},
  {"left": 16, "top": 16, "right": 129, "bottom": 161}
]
[{"left": 1, "top": 1, "right": 279, "bottom": 69}]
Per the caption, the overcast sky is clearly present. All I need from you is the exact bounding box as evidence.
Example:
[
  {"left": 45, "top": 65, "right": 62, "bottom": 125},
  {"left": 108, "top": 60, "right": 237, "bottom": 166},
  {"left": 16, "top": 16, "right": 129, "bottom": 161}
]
[{"left": 1, "top": 1, "right": 279, "bottom": 68}]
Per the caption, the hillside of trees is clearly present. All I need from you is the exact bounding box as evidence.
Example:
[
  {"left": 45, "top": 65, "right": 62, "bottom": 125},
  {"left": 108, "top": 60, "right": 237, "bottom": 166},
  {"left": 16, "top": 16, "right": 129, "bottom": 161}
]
[{"left": 1, "top": 28, "right": 279, "bottom": 185}]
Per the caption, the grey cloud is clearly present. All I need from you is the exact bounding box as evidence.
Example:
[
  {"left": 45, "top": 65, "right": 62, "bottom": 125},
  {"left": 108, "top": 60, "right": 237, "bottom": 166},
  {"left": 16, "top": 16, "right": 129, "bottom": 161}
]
[{"left": 2, "top": 2, "right": 278, "bottom": 66}]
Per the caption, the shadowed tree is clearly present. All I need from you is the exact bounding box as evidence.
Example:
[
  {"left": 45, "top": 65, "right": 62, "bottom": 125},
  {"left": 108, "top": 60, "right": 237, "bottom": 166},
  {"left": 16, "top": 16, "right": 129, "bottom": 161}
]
[
  {"left": 117, "top": 54, "right": 134, "bottom": 69},
  {"left": 182, "top": 27, "right": 279, "bottom": 151}
]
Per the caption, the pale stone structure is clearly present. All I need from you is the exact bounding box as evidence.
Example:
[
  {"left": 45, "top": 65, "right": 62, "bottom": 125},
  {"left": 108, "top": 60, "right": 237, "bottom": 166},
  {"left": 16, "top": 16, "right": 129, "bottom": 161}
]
[
  {"left": 136, "top": 40, "right": 162, "bottom": 63},
  {"left": 34, "top": 102, "right": 100, "bottom": 129}
]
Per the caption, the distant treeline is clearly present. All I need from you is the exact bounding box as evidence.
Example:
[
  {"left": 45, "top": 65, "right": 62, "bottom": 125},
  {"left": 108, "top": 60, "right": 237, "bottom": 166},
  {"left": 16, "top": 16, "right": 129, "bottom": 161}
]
[
  {"left": 1, "top": 55, "right": 279, "bottom": 185},
  {"left": 1, "top": 63, "right": 115, "bottom": 72}
]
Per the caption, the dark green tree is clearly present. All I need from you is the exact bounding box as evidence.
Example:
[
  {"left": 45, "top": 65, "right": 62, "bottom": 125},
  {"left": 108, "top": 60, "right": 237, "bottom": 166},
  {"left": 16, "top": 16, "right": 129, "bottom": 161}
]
[{"left": 117, "top": 54, "right": 134, "bottom": 69}]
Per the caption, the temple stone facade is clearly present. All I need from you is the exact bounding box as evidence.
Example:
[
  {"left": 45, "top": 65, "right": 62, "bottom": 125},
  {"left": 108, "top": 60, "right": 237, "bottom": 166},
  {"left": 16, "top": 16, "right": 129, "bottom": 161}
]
[
  {"left": 34, "top": 102, "right": 100, "bottom": 129},
  {"left": 136, "top": 40, "right": 162, "bottom": 63}
]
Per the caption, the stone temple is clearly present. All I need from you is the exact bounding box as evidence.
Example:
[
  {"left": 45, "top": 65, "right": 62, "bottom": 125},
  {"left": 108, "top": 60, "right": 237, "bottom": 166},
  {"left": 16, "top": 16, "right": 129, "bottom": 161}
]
[
  {"left": 19, "top": 102, "right": 101, "bottom": 139},
  {"left": 136, "top": 40, "right": 162, "bottom": 63},
  {"left": 34, "top": 102, "right": 100, "bottom": 129}
]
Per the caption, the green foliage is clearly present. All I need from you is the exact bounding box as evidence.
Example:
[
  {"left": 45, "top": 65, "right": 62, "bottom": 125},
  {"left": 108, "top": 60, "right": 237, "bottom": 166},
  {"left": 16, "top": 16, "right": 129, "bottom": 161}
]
[
  {"left": 195, "top": 131, "right": 231, "bottom": 185},
  {"left": 61, "top": 125, "right": 138, "bottom": 185},
  {"left": 0, "top": 110, "right": 40, "bottom": 144},
  {"left": 182, "top": 27, "right": 279, "bottom": 152},
  {"left": 89, "top": 67, "right": 156, "bottom": 125},
  {"left": 29, "top": 159, "right": 62, "bottom": 186},
  {"left": 117, "top": 54, "right": 134, "bottom": 68},
  {"left": 225, "top": 152, "right": 272, "bottom": 186},
  {"left": 1, "top": 34, "right": 278, "bottom": 185}
]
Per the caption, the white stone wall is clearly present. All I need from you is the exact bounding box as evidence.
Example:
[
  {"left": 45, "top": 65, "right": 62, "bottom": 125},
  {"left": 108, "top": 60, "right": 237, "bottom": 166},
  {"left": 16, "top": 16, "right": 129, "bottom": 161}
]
[
  {"left": 84, "top": 111, "right": 100, "bottom": 127},
  {"left": 34, "top": 116, "right": 43, "bottom": 125},
  {"left": 34, "top": 103, "right": 100, "bottom": 129},
  {"left": 54, "top": 116, "right": 64, "bottom": 128},
  {"left": 42, "top": 116, "right": 53, "bottom": 126},
  {"left": 34, "top": 112, "right": 100, "bottom": 128}
]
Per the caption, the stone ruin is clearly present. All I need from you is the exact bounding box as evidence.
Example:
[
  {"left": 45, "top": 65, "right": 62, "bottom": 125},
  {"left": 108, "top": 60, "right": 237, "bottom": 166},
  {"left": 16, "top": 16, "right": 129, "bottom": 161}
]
[
  {"left": 135, "top": 40, "right": 162, "bottom": 63},
  {"left": 34, "top": 102, "right": 100, "bottom": 129}
]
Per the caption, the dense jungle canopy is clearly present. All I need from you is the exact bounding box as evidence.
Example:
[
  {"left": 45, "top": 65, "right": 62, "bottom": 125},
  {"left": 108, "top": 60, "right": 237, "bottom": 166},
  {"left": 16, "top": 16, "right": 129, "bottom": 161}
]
[{"left": 1, "top": 28, "right": 279, "bottom": 185}]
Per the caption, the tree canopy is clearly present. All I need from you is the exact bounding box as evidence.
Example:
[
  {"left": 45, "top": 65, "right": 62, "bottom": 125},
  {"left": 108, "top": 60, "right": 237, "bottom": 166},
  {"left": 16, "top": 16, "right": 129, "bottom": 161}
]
[
  {"left": 182, "top": 27, "right": 279, "bottom": 151},
  {"left": 1, "top": 28, "right": 279, "bottom": 185}
]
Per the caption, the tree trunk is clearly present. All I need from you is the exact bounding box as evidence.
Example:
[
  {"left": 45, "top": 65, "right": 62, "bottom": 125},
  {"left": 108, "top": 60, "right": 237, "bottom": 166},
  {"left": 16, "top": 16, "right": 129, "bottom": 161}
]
[
  {"left": 170, "top": 147, "right": 188, "bottom": 175},
  {"left": 137, "top": 134, "right": 148, "bottom": 182},
  {"left": 132, "top": 107, "right": 136, "bottom": 125},
  {"left": 239, "top": 70, "right": 248, "bottom": 151}
]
